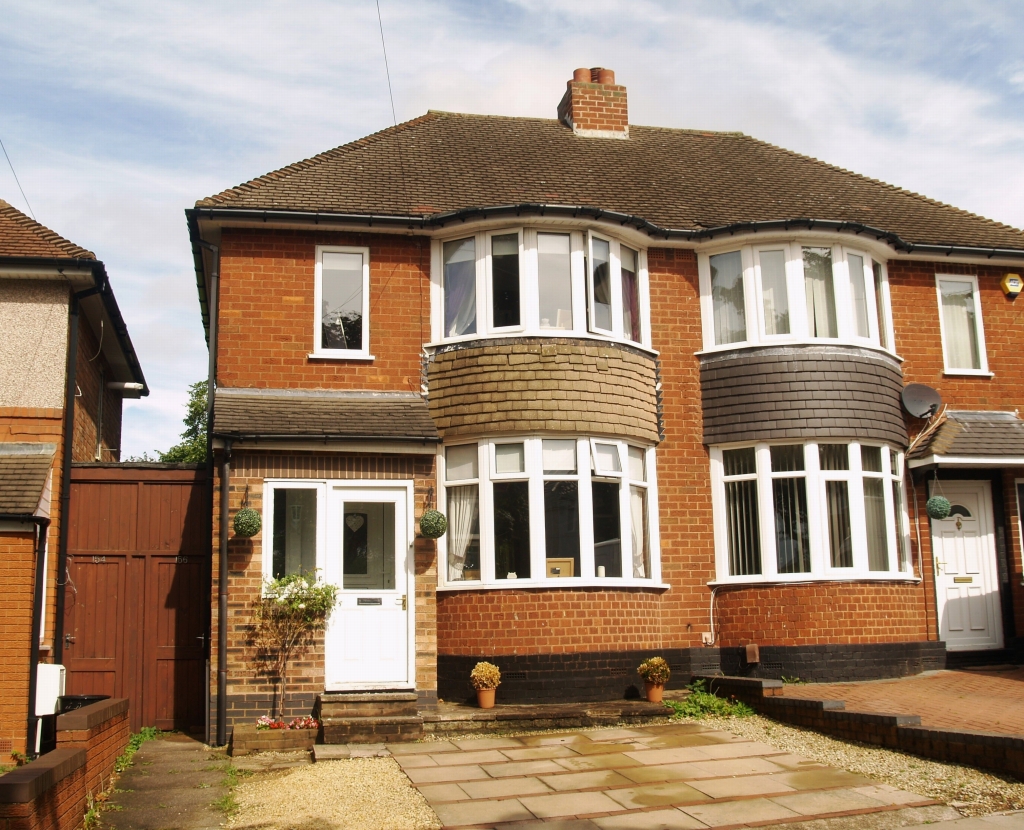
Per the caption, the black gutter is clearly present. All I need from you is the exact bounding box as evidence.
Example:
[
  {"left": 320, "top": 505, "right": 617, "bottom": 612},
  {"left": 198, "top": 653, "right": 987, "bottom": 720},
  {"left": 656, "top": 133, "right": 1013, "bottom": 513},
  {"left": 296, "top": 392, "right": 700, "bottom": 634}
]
[
  {"left": 187, "top": 205, "right": 1024, "bottom": 337},
  {"left": 216, "top": 440, "right": 232, "bottom": 747},
  {"left": 0, "top": 256, "right": 149, "bottom": 395},
  {"left": 52, "top": 294, "right": 79, "bottom": 668},
  {"left": 211, "top": 433, "right": 440, "bottom": 443},
  {"left": 1, "top": 514, "right": 53, "bottom": 757}
]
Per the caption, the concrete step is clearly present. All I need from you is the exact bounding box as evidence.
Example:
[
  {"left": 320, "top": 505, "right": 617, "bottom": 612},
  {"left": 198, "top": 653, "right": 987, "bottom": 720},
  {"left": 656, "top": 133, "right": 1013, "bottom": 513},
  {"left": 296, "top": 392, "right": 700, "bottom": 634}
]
[{"left": 321, "top": 715, "right": 424, "bottom": 744}]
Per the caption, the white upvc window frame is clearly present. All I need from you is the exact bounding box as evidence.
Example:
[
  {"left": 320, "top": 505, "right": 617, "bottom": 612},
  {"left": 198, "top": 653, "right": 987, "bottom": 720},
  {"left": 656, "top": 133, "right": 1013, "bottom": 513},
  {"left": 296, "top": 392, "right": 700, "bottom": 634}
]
[
  {"left": 697, "top": 241, "right": 896, "bottom": 355},
  {"left": 430, "top": 228, "right": 653, "bottom": 351},
  {"left": 485, "top": 229, "right": 525, "bottom": 334},
  {"left": 437, "top": 436, "right": 662, "bottom": 590},
  {"left": 710, "top": 441, "right": 915, "bottom": 584},
  {"left": 260, "top": 480, "right": 328, "bottom": 584},
  {"left": 935, "top": 273, "right": 990, "bottom": 376},
  {"left": 313, "top": 245, "right": 372, "bottom": 360}
]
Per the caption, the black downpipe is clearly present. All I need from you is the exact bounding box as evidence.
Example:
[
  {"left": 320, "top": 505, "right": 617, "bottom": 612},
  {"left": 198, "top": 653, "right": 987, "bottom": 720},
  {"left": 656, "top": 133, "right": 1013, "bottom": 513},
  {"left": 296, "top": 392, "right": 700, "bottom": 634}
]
[
  {"left": 1, "top": 515, "right": 53, "bottom": 757},
  {"left": 53, "top": 294, "right": 80, "bottom": 667},
  {"left": 217, "top": 440, "right": 232, "bottom": 746}
]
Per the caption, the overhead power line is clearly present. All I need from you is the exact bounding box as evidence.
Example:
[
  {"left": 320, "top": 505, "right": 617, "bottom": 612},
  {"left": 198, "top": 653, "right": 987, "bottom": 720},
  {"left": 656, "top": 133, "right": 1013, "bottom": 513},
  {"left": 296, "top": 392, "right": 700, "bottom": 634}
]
[{"left": 0, "top": 136, "right": 35, "bottom": 221}]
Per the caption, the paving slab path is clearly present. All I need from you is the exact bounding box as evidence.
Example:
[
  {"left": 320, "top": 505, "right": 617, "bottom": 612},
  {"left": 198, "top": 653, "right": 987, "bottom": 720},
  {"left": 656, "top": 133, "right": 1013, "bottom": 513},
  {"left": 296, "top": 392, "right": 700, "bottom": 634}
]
[
  {"left": 781, "top": 668, "right": 1024, "bottom": 736},
  {"left": 389, "top": 722, "right": 957, "bottom": 829},
  {"left": 102, "top": 734, "right": 231, "bottom": 830}
]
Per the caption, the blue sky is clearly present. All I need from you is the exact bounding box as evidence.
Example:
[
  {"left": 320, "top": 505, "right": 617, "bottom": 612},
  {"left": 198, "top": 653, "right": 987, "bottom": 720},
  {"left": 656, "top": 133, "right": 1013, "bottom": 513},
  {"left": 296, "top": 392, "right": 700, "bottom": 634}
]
[{"left": 2, "top": 1, "right": 1022, "bottom": 457}]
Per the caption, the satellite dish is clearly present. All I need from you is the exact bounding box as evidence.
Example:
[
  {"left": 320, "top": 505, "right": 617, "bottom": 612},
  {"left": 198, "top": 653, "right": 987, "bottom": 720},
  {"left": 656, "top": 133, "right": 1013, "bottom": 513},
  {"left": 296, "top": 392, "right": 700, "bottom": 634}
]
[{"left": 902, "top": 384, "right": 942, "bottom": 419}]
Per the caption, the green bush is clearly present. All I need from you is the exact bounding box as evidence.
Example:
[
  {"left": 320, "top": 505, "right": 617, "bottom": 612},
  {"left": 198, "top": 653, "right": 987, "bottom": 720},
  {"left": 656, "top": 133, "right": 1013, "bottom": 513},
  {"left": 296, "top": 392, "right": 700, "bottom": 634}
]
[{"left": 665, "top": 680, "right": 755, "bottom": 719}]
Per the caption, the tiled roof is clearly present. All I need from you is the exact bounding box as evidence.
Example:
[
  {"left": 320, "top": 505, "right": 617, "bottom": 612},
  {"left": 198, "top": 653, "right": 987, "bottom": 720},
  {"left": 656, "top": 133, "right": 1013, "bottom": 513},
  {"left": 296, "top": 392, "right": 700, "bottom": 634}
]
[
  {"left": 0, "top": 443, "right": 56, "bottom": 515},
  {"left": 908, "top": 410, "right": 1024, "bottom": 460},
  {"left": 0, "top": 200, "right": 95, "bottom": 259},
  {"left": 196, "top": 112, "right": 1024, "bottom": 251},
  {"left": 213, "top": 388, "right": 440, "bottom": 442}
]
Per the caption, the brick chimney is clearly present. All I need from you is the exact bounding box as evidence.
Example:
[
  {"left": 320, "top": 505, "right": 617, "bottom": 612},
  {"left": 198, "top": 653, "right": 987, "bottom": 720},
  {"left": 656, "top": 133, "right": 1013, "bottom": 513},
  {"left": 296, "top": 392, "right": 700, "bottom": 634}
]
[{"left": 557, "top": 67, "right": 628, "bottom": 138}]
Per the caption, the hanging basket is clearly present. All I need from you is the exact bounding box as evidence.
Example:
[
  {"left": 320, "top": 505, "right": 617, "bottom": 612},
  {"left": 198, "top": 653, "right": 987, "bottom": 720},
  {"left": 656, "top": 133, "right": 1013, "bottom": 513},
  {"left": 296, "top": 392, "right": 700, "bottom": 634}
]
[
  {"left": 233, "top": 507, "right": 262, "bottom": 538},
  {"left": 419, "top": 509, "right": 448, "bottom": 539},
  {"left": 926, "top": 496, "right": 951, "bottom": 520}
]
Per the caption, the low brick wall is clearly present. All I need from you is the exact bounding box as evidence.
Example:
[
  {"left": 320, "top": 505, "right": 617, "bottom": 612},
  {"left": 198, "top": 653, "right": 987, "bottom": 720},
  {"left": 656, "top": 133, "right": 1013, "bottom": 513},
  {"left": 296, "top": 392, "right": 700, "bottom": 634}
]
[
  {"left": 56, "top": 698, "right": 130, "bottom": 797},
  {"left": 0, "top": 748, "right": 87, "bottom": 830},
  {"left": 230, "top": 725, "right": 318, "bottom": 757},
  {"left": 694, "top": 676, "right": 1024, "bottom": 780}
]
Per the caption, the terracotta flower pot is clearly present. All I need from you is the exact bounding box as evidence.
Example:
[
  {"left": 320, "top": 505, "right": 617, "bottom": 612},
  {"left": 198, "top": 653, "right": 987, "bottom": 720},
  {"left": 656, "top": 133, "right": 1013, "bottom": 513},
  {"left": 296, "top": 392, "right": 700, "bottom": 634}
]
[
  {"left": 644, "top": 681, "right": 664, "bottom": 703},
  {"left": 476, "top": 688, "right": 496, "bottom": 709}
]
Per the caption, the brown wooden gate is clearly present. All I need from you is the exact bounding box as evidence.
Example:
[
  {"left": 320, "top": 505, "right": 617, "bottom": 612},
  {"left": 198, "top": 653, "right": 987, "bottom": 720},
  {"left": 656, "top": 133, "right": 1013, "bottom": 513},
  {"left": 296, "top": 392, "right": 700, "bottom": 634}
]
[{"left": 64, "top": 465, "right": 209, "bottom": 733}]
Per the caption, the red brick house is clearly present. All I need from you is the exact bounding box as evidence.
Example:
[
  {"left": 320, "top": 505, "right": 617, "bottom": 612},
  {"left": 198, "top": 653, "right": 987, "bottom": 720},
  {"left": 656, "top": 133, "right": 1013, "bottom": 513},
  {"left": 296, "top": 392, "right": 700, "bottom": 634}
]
[
  {"left": 187, "top": 68, "right": 1024, "bottom": 743},
  {"left": 0, "top": 200, "right": 147, "bottom": 756}
]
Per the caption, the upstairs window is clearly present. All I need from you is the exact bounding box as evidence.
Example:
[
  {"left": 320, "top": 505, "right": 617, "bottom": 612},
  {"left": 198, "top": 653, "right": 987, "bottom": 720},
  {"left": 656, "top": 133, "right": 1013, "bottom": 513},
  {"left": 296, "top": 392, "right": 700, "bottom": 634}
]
[
  {"left": 435, "top": 229, "right": 650, "bottom": 348},
  {"left": 936, "top": 275, "right": 988, "bottom": 374},
  {"left": 699, "top": 242, "right": 893, "bottom": 352},
  {"left": 315, "top": 246, "right": 371, "bottom": 357}
]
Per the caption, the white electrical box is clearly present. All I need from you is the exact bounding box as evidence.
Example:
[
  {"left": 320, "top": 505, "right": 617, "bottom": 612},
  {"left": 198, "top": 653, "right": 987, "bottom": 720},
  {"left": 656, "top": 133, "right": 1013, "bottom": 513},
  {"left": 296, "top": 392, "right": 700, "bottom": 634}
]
[{"left": 36, "top": 664, "right": 65, "bottom": 716}]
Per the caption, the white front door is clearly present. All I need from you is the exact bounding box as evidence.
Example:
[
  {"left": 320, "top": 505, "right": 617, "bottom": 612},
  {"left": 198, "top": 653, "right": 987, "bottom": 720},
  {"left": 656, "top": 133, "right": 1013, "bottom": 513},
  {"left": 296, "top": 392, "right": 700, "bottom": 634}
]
[
  {"left": 324, "top": 485, "right": 413, "bottom": 690},
  {"left": 930, "top": 480, "right": 1004, "bottom": 651}
]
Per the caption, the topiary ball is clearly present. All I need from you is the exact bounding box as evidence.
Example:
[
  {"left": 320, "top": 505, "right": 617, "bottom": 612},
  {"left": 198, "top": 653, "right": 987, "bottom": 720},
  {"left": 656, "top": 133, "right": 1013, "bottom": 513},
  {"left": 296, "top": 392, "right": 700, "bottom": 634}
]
[
  {"left": 926, "top": 496, "right": 951, "bottom": 520},
  {"left": 419, "top": 509, "right": 448, "bottom": 539},
  {"left": 233, "top": 507, "right": 262, "bottom": 538}
]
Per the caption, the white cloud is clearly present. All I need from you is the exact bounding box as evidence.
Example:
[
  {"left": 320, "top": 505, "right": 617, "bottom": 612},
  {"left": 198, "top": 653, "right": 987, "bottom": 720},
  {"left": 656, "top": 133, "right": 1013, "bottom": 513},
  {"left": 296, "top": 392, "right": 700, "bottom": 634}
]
[{"left": 2, "top": 0, "right": 1022, "bottom": 456}]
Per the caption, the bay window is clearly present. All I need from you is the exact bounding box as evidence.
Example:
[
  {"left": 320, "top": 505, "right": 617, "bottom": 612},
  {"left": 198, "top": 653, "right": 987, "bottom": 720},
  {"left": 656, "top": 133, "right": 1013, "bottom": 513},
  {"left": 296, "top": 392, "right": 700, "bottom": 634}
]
[
  {"left": 699, "top": 242, "right": 894, "bottom": 351},
  {"left": 936, "top": 274, "right": 988, "bottom": 374},
  {"left": 439, "top": 437, "right": 659, "bottom": 588},
  {"left": 435, "top": 229, "right": 650, "bottom": 348},
  {"left": 712, "top": 442, "right": 912, "bottom": 582}
]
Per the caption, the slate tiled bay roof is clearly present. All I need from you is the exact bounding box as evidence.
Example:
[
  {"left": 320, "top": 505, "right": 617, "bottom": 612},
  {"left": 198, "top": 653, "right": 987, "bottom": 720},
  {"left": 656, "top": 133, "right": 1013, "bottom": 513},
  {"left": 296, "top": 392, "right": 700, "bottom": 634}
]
[
  {"left": 213, "top": 388, "right": 439, "bottom": 442},
  {"left": 196, "top": 111, "right": 1024, "bottom": 252},
  {"left": 0, "top": 443, "right": 56, "bottom": 515},
  {"left": 908, "top": 410, "right": 1024, "bottom": 461},
  {"left": 0, "top": 199, "right": 95, "bottom": 259}
]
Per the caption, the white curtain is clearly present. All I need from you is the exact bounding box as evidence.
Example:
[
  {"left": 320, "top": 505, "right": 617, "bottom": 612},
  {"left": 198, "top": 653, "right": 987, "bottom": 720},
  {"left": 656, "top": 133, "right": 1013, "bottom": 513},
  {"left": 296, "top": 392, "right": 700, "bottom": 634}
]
[
  {"left": 630, "top": 486, "right": 647, "bottom": 578},
  {"left": 447, "top": 485, "right": 478, "bottom": 581},
  {"left": 803, "top": 248, "right": 837, "bottom": 337},
  {"left": 940, "top": 282, "right": 980, "bottom": 370}
]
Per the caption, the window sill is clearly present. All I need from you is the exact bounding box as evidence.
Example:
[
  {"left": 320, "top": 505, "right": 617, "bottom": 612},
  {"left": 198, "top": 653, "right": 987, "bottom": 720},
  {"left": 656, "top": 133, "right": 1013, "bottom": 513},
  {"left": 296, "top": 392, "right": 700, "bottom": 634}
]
[
  {"left": 942, "top": 370, "right": 994, "bottom": 378},
  {"left": 437, "top": 579, "right": 671, "bottom": 592},
  {"left": 707, "top": 575, "right": 921, "bottom": 587},
  {"left": 696, "top": 340, "right": 902, "bottom": 363},
  {"left": 426, "top": 332, "right": 658, "bottom": 357},
  {"left": 308, "top": 352, "right": 375, "bottom": 362}
]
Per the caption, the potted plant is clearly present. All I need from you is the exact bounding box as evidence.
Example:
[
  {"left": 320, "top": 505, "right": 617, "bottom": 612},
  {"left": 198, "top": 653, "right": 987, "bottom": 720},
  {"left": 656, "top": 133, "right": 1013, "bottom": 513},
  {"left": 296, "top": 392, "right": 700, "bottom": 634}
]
[
  {"left": 470, "top": 661, "right": 501, "bottom": 709},
  {"left": 637, "top": 656, "right": 671, "bottom": 703}
]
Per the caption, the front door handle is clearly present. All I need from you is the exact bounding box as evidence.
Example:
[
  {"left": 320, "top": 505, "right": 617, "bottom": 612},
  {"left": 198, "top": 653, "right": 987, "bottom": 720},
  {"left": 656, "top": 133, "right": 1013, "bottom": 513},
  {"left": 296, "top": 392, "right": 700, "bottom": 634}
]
[{"left": 397, "top": 594, "right": 407, "bottom": 610}]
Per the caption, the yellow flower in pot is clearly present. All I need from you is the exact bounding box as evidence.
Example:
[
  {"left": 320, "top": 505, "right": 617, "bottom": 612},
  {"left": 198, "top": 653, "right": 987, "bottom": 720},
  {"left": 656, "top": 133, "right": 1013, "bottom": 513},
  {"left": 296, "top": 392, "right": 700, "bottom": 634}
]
[
  {"left": 637, "top": 656, "right": 671, "bottom": 703},
  {"left": 470, "top": 661, "right": 501, "bottom": 709}
]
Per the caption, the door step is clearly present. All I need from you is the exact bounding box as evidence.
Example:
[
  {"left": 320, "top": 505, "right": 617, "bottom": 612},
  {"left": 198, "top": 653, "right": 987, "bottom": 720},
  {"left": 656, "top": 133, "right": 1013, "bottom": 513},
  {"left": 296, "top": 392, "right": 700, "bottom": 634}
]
[{"left": 316, "top": 692, "right": 423, "bottom": 743}]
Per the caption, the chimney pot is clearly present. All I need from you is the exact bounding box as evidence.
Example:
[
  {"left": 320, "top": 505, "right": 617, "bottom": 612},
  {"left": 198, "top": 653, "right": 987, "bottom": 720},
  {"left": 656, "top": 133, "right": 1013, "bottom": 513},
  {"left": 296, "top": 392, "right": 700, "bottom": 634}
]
[
  {"left": 573, "top": 67, "right": 591, "bottom": 83},
  {"left": 595, "top": 68, "right": 615, "bottom": 84}
]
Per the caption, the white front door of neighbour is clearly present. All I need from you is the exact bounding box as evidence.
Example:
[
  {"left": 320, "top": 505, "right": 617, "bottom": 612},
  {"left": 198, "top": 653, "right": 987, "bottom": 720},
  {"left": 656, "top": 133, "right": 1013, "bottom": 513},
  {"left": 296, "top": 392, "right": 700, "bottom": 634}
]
[
  {"left": 930, "top": 480, "right": 1003, "bottom": 651},
  {"left": 324, "top": 485, "right": 413, "bottom": 689}
]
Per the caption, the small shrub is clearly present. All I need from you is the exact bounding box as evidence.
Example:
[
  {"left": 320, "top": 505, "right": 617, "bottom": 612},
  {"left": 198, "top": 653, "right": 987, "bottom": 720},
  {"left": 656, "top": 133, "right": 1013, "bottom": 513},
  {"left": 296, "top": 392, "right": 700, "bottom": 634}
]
[
  {"left": 470, "top": 661, "right": 501, "bottom": 690},
  {"left": 667, "top": 680, "right": 755, "bottom": 719},
  {"left": 637, "top": 656, "right": 671, "bottom": 685}
]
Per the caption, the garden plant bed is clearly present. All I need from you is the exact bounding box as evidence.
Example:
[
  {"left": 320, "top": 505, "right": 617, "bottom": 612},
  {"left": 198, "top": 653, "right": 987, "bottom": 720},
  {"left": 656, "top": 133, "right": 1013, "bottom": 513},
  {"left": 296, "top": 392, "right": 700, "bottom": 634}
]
[
  {"left": 230, "top": 724, "right": 319, "bottom": 757},
  {"left": 423, "top": 698, "right": 671, "bottom": 735}
]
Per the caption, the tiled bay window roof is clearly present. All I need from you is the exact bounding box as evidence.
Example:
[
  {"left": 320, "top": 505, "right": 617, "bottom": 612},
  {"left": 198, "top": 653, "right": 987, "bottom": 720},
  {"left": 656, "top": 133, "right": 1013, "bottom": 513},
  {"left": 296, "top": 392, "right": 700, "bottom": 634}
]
[
  {"left": 908, "top": 411, "right": 1024, "bottom": 462},
  {"left": 195, "top": 112, "right": 1024, "bottom": 252}
]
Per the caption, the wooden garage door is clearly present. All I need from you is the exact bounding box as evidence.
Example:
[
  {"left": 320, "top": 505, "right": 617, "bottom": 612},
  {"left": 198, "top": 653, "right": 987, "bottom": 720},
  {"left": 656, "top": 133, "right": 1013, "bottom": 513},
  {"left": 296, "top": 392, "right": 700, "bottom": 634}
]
[{"left": 64, "top": 466, "right": 209, "bottom": 733}]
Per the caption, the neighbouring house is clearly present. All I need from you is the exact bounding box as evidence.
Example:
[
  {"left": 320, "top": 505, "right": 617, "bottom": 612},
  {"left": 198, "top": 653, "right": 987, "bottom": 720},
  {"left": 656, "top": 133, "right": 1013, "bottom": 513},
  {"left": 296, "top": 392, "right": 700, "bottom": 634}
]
[
  {"left": 187, "top": 68, "right": 1024, "bottom": 744},
  {"left": 0, "top": 200, "right": 147, "bottom": 756}
]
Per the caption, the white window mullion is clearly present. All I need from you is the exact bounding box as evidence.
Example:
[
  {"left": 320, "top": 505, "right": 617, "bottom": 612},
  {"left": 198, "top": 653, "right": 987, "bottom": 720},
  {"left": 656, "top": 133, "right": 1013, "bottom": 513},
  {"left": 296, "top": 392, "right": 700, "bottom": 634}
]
[
  {"left": 848, "top": 444, "right": 868, "bottom": 574},
  {"left": 755, "top": 444, "right": 776, "bottom": 579},
  {"left": 578, "top": 438, "right": 596, "bottom": 579},
  {"left": 805, "top": 444, "right": 824, "bottom": 575},
  {"left": 571, "top": 232, "right": 587, "bottom": 338},
  {"left": 527, "top": 439, "right": 546, "bottom": 582},
  {"left": 479, "top": 443, "right": 496, "bottom": 583},
  {"left": 881, "top": 446, "right": 898, "bottom": 574}
]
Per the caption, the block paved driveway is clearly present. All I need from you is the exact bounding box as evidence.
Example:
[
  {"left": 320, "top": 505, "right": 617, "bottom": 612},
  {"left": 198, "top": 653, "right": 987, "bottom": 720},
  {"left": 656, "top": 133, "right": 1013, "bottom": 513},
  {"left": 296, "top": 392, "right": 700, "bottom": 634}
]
[
  {"left": 389, "top": 722, "right": 940, "bottom": 829},
  {"left": 781, "top": 668, "right": 1024, "bottom": 736}
]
